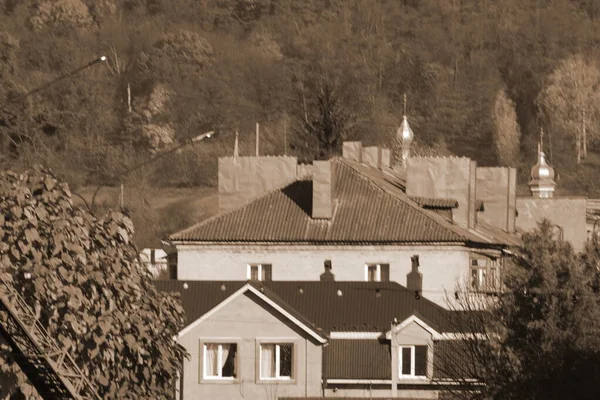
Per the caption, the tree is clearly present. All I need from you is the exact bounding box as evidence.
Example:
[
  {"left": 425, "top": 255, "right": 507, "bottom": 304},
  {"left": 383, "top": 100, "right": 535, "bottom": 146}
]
[
  {"left": 439, "top": 220, "right": 600, "bottom": 400},
  {"left": 299, "top": 83, "right": 351, "bottom": 159},
  {"left": 538, "top": 54, "right": 600, "bottom": 163},
  {"left": 492, "top": 89, "right": 522, "bottom": 166},
  {"left": 0, "top": 166, "right": 186, "bottom": 399}
]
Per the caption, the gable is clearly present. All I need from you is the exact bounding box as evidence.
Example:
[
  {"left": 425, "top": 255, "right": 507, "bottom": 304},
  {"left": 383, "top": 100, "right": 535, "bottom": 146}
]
[
  {"left": 180, "top": 291, "right": 313, "bottom": 342},
  {"left": 171, "top": 283, "right": 327, "bottom": 343}
]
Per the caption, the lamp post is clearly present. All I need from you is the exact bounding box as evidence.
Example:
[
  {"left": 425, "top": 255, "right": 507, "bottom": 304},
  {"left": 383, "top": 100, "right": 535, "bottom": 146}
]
[{"left": 89, "top": 130, "right": 217, "bottom": 211}]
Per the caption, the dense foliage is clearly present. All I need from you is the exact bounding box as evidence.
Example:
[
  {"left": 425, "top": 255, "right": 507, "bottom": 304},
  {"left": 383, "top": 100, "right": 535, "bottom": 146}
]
[
  {"left": 2, "top": 1, "right": 600, "bottom": 187},
  {"left": 0, "top": 166, "right": 186, "bottom": 399},
  {"left": 444, "top": 221, "right": 600, "bottom": 400}
]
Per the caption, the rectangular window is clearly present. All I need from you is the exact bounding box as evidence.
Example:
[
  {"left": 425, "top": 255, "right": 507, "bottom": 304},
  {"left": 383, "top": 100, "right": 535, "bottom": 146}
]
[
  {"left": 399, "top": 345, "right": 428, "bottom": 378},
  {"left": 260, "top": 343, "right": 293, "bottom": 380},
  {"left": 247, "top": 264, "right": 272, "bottom": 281},
  {"left": 365, "top": 264, "right": 390, "bottom": 282},
  {"left": 203, "top": 343, "right": 237, "bottom": 379},
  {"left": 470, "top": 257, "right": 499, "bottom": 292}
]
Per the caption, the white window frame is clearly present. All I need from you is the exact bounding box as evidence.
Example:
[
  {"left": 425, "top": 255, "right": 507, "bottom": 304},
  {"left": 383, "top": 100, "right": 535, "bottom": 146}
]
[
  {"left": 259, "top": 343, "right": 293, "bottom": 380},
  {"left": 398, "top": 345, "right": 427, "bottom": 378},
  {"left": 470, "top": 257, "right": 499, "bottom": 292},
  {"left": 203, "top": 343, "right": 236, "bottom": 380},
  {"left": 247, "top": 264, "right": 263, "bottom": 281},
  {"left": 365, "top": 264, "right": 381, "bottom": 282}
]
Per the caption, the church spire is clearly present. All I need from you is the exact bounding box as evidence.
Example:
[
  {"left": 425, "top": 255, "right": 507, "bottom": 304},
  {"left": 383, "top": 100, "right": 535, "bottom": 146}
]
[
  {"left": 529, "top": 127, "right": 556, "bottom": 198},
  {"left": 233, "top": 131, "right": 239, "bottom": 158}
]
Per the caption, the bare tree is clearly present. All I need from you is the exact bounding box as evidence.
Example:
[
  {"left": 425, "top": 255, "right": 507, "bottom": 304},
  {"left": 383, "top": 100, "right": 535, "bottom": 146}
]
[{"left": 492, "top": 89, "right": 521, "bottom": 166}]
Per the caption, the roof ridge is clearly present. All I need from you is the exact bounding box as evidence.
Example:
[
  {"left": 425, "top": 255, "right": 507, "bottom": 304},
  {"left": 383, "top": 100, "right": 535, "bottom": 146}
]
[
  {"left": 169, "top": 174, "right": 300, "bottom": 240},
  {"left": 335, "top": 159, "right": 473, "bottom": 243}
]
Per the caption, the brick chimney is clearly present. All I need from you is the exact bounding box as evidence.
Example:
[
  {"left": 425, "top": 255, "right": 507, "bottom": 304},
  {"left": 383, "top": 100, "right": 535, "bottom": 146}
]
[
  {"left": 406, "top": 255, "right": 422, "bottom": 292},
  {"left": 320, "top": 260, "right": 335, "bottom": 281},
  {"left": 312, "top": 160, "right": 332, "bottom": 219}
]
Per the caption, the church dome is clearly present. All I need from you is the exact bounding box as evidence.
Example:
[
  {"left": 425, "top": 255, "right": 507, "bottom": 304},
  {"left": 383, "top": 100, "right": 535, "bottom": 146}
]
[
  {"left": 530, "top": 151, "right": 555, "bottom": 182},
  {"left": 397, "top": 115, "right": 414, "bottom": 144}
]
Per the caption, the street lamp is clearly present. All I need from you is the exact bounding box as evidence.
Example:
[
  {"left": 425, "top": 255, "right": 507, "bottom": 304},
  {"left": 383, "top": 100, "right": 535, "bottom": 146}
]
[{"left": 88, "top": 130, "right": 217, "bottom": 211}]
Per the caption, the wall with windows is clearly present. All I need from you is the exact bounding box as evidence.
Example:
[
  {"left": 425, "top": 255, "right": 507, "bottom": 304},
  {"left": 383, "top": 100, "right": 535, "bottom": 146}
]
[
  {"left": 176, "top": 244, "right": 472, "bottom": 308},
  {"left": 178, "top": 291, "right": 323, "bottom": 400}
]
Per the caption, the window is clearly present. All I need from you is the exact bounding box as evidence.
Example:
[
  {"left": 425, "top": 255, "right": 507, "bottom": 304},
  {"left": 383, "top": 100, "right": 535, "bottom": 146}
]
[
  {"left": 399, "top": 345, "right": 428, "bottom": 378},
  {"left": 365, "top": 264, "right": 390, "bottom": 282},
  {"left": 247, "top": 264, "right": 272, "bottom": 281},
  {"left": 203, "top": 343, "right": 237, "bottom": 379},
  {"left": 470, "top": 257, "right": 499, "bottom": 292},
  {"left": 259, "top": 343, "right": 293, "bottom": 380}
]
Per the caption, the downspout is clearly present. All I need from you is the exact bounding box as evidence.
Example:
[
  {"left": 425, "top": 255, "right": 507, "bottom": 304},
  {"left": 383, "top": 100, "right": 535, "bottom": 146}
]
[
  {"left": 305, "top": 338, "right": 308, "bottom": 397},
  {"left": 322, "top": 341, "right": 328, "bottom": 397}
]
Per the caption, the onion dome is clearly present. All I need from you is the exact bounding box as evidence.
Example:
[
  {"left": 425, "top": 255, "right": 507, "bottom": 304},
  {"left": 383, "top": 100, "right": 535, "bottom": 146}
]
[
  {"left": 397, "top": 115, "right": 414, "bottom": 144},
  {"left": 529, "top": 150, "right": 556, "bottom": 198}
]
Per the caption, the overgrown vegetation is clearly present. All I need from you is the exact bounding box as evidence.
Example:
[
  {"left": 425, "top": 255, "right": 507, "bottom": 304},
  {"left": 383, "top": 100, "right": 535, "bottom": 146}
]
[
  {"left": 0, "top": 166, "right": 186, "bottom": 399},
  {"left": 439, "top": 220, "right": 600, "bottom": 400}
]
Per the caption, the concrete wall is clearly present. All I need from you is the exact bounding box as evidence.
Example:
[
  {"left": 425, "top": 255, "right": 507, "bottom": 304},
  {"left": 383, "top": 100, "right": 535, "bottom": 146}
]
[
  {"left": 516, "top": 197, "right": 588, "bottom": 251},
  {"left": 176, "top": 244, "right": 471, "bottom": 308},
  {"left": 218, "top": 156, "right": 298, "bottom": 214},
  {"left": 476, "top": 167, "right": 517, "bottom": 233},
  {"left": 179, "top": 292, "right": 323, "bottom": 400},
  {"left": 406, "top": 157, "right": 477, "bottom": 229}
]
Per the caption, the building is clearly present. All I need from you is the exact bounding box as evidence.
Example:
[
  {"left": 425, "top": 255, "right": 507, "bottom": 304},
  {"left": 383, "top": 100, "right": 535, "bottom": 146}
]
[
  {"left": 515, "top": 138, "right": 588, "bottom": 251},
  {"left": 169, "top": 115, "right": 522, "bottom": 308},
  {"left": 155, "top": 277, "right": 481, "bottom": 400}
]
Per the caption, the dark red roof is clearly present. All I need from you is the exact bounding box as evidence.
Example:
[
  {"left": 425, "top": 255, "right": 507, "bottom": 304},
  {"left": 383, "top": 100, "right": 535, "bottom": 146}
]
[
  {"left": 154, "top": 280, "right": 459, "bottom": 333},
  {"left": 325, "top": 339, "right": 391, "bottom": 379},
  {"left": 171, "top": 159, "right": 491, "bottom": 244}
]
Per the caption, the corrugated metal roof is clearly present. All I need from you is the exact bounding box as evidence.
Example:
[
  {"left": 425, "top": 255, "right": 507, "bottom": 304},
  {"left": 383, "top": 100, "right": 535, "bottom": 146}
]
[
  {"left": 325, "top": 339, "right": 391, "bottom": 379},
  {"left": 171, "top": 159, "right": 496, "bottom": 244},
  {"left": 154, "top": 280, "right": 460, "bottom": 333}
]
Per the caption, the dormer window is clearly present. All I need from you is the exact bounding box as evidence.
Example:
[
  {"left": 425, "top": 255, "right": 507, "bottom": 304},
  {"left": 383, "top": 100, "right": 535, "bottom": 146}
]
[
  {"left": 365, "top": 264, "right": 390, "bottom": 282},
  {"left": 247, "top": 264, "right": 272, "bottom": 281}
]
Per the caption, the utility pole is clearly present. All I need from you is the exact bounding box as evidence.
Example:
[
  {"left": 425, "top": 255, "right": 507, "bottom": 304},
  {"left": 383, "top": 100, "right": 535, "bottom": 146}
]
[
  {"left": 283, "top": 114, "right": 288, "bottom": 156},
  {"left": 256, "top": 122, "right": 260, "bottom": 156}
]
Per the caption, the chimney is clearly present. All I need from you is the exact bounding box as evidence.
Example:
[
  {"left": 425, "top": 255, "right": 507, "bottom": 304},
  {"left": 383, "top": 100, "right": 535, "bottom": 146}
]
[
  {"left": 312, "top": 160, "right": 332, "bottom": 219},
  {"left": 406, "top": 255, "right": 422, "bottom": 292},
  {"left": 320, "top": 260, "right": 335, "bottom": 281}
]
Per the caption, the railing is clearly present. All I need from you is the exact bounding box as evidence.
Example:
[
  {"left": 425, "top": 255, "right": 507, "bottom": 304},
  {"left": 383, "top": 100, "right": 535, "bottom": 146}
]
[{"left": 0, "top": 275, "right": 101, "bottom": 400}]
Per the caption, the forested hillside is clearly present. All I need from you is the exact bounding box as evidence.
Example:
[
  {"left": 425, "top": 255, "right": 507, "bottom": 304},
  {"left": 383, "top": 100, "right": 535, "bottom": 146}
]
[{"left": 2, "top": 0, "right": 600, "bottom": 245}]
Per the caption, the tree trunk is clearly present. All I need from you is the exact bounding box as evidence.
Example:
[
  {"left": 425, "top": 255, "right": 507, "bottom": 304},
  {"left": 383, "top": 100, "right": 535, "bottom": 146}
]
[{"left": 583, "top": 109, "right": 587, "bottom": 158}]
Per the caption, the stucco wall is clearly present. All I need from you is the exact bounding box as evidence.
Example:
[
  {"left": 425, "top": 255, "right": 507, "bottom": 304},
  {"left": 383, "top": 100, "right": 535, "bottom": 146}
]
[
  {"left": 516, "top": 197, "right": 587, "bottom": 251},
  {"left": 178, "top": 292, "right": 323, "bottom": 400},
  {"left": 176, "top": 244, "right": 471, "bottom": 308}
]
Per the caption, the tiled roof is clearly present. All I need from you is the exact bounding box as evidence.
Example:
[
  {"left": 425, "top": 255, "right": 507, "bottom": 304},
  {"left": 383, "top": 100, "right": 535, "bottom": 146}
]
[
  {"left": 171, "top": 159, "right": 493, "bottom": 245},
  {"left": 154, "top": 280, "right": 460, "bottom": 334},
  {"left": 325, "top": 339, "right": 391, "bottom": 379}
]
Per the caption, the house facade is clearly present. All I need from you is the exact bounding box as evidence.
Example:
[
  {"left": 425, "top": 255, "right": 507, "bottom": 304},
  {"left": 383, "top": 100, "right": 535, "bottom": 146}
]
[{"left": 155, "top": 280, "right": 480, "bottom": 400}]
